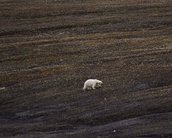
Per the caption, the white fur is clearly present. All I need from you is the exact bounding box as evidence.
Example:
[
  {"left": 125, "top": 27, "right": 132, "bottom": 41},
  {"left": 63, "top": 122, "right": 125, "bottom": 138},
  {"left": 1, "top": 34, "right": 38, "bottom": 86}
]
[{"left": 83, "top": 79, "right": 103, "bottom": 91}]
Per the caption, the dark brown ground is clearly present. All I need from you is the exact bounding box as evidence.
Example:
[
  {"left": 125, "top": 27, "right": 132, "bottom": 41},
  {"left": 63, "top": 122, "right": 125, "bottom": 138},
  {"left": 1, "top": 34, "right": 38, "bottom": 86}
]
[{"left": 0, "top": 0, "right": 172, "bottom": 137}]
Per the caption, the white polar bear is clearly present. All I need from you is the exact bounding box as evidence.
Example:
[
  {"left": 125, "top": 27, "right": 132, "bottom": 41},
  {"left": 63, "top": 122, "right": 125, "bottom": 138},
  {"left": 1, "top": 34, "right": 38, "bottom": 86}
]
[{"left": 83, "top": 79, "right": 103, "bottom": 91}]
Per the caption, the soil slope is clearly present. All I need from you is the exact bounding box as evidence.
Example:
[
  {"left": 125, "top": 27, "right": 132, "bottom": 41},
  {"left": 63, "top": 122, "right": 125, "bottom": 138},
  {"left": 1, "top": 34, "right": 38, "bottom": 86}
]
[{"left": 0, "top": 0, "right": 172, "bottom": 137}]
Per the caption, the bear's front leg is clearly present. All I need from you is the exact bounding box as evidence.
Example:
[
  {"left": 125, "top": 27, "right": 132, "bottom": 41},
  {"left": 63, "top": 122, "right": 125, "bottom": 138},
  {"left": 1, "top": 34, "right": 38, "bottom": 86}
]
[{"left": 92, "top": 83, "right": 96, "bottom": 89}]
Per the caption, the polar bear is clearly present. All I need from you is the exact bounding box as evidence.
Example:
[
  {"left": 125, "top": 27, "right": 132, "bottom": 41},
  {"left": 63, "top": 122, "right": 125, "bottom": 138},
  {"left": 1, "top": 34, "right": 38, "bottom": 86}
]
[{"left": 83, "top": 79, "right": 103, "bottom": 91}]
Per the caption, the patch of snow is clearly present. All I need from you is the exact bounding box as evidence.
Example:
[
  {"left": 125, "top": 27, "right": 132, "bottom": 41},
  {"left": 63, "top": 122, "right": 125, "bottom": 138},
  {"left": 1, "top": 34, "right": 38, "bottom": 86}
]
[
  {"left": 113, "top": 129, "right": 116, "bottom": 133},
  {"left": 0, "top": 87, "right": 5, "bottom": 90}
]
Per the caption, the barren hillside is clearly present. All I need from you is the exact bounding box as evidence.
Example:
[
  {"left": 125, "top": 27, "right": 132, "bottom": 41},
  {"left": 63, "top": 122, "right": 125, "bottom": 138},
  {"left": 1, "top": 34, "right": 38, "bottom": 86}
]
[{"left": 0, "top": 0, "right": 172, "bottom": 137}]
